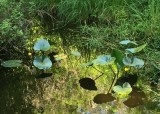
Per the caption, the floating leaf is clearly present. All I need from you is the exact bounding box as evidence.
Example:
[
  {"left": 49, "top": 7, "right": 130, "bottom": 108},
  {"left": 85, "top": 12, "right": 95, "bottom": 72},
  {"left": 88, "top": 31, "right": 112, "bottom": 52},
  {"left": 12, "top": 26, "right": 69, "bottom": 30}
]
[
  {"left": 36, "top": 73, "right": 52, "bottom": 79},
  {"left": 119, "top": 40, "right": 137, "bottom": 45},
  {"left": 54, "top": 54, "right": 67, "bottom": 61},
  {"left": 1, "top": 60, "right": 22, "bottom": 67},
  {"left": 111, "top": 49, "right": 124, "bottom": 67},
  {"left": 92, "top": 55, "right": 115, "bottom": 65},
  {"left": 33, "top": 56, "right": 52, "bottom": 69},
  {"left": 79, "top": 78, "right": 97, "bottom": 90},
  {"left": 113, "top": 82, "right": 132, "bottom": 97},
  {"left": 123, "top": 87, "right": 145, "bottom": 108},
  {"left": 33, "top": 38, "right": 50, "bottom": 51},
  {"left": 71, "top": 51, "right": 81, "bottom": 56},
  {"left": 123, "top": 57, "right": 144, "bottom": 68},
  {"left": 93, "top": 93, "right": 115, "bottom": 104},
  {"left": 125, "top": 44, "right": 146, "bottom": 53}
]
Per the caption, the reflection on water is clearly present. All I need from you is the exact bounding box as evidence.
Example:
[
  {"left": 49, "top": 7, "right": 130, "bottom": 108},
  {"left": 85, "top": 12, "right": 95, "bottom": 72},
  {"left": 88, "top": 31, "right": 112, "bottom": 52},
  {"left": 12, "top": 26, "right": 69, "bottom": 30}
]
[{"left": 0, "top": 64, "right": 160, "bottom": 114}]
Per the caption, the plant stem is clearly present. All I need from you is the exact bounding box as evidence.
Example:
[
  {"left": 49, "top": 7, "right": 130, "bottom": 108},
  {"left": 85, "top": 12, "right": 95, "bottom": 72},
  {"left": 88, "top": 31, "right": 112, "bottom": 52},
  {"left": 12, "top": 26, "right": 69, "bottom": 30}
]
[
  {"left": 94, "top": 73, "right": 104, "bottom": 80},
  {"left": 108, "top": 65, "right": 118, "bottom": 93}
]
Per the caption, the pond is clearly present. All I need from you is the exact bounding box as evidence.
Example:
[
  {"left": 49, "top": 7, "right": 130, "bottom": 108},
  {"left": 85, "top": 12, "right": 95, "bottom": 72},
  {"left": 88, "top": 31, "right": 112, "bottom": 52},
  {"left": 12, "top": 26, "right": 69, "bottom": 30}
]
[{"left": 0, "top": 52, "right": 160, "bottom": 114}]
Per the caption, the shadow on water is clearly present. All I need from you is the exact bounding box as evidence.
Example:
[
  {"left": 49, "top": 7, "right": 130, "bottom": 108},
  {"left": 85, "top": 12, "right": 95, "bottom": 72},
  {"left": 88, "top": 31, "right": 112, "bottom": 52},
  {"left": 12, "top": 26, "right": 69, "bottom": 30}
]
[{"left": 0, "top": 67, "right": 38, "bottom": 114}]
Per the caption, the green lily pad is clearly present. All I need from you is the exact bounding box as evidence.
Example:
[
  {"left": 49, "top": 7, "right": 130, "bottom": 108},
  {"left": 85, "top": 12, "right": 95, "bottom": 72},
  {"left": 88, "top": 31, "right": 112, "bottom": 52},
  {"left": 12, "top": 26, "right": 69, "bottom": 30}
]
[
  {"left": 71, "top": 51, "right": 81, "bottom": 56},
  {"left": 1, "top": 60, "right": 22, "bottom": 67},
  {"left": 119, "top": 40, "right": 137, "bottom": 45},
  {"left": 123, "top": 57, "right": 144, "bottom": 68},
  {"left": 92, "top": 55, "right": 115, "bottom": 65},
  {"left": 33, "top": 38, "right": 50, "bottom": 51},
  {"left": 113, "top": 82, "right": 132, "bottom": 97},
  {"left": 33, "top": 56, "right": 52, "bottom": 69},
  {"left": 125, "top": 44, "right": 147, "bottom": 54}
]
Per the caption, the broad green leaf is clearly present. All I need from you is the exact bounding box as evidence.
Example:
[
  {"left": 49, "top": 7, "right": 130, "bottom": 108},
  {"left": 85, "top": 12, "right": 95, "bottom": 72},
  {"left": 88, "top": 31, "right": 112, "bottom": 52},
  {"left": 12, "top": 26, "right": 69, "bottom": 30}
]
[
  {"left": 123, "top": 57, "right": 144, "bottom": 68},
  {"left": 111, "top": 49, "right": 125, "bottom": 67},
  {"left": 33, "top": 38, "right": 50, "bottom": 51},
  {"left": 54, "top": 54, "right": 67, "bottom": 61},
  {"left": 33, "top": 56, "right": 52, "bottom": 69},
  {"left": 71, "top": 51, "right": 81, "bottom": 56},
  {"left": 125, "top": 44, "right": 147, "bottom": 53},
  {"left": 1, "top": 60, "right": 22, "bottom": 67},
  {"left": 119, "top": 40, "right": 137, "bottom": 45},
  {"left": 113, "top": 82, "right": 132, "bottom": 96},
  {"left": 92, "top": 55, "right": 115, "bottom": 65}
]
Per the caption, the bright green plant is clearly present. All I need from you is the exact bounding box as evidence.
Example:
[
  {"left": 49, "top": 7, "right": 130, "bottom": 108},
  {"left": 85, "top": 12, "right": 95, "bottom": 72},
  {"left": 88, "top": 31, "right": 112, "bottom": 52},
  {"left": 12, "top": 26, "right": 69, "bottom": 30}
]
[
  {"left": 79, "top": 40, "right": 147, "bottom": 108},
  {"left": 113, "top": 82, "right": 132, "bottom": 99},
  {"left": 33, "top": 38, "right": 52, "bottom": 70}
]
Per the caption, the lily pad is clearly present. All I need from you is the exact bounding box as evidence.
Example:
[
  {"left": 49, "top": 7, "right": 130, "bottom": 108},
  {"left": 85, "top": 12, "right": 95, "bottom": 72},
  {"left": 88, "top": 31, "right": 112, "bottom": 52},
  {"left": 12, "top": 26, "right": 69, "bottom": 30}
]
[
  {"left": 54, "top": 54, "right": 67, "bottom": 61},
  {"left": 79, "top": 78, "right": 97, "bottom": 90},
  {"left": 1, "top": 60, "right": 22, "bottom": 67},
  {"left": 125, "top": 44, "right": 146, "bottom": 54},
  {"left": 113, "top": 82, "right": 132, "bottom": 97},
  {"left": 33, "top": 38, "right": 50, "bottom": 51},
  {"left": 93, "top": 93, "right": 115, "bottom": 104},
  {"left": 33, "top": 56, "right": 52, "bottom": 69},
  {"left": 36, "top": 73, "right": 53, "bottom": 79},
  {"left": 71, "top": 51, "right": 81, "bottom": 56},
  {"left": 92, "top": 55, "right": 115, "bottom": 65},
  {"left": 123, "top": 57, "right": 144, "bottom": 68},
  {"left": 119, "top": 40, "right": 137, "bottom": 45}
]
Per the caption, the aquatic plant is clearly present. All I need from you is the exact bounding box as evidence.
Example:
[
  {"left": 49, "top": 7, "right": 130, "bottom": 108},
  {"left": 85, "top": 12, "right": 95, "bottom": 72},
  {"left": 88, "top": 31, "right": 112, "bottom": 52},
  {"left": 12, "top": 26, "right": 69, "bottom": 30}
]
[{"left": 79, "top": 40, "right": 147, "bottom": 108}]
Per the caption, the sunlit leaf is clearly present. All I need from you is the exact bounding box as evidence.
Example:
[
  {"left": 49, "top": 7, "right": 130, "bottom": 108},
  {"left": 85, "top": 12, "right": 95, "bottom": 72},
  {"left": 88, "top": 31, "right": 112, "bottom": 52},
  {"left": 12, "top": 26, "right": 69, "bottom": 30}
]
[
  {"left": 33, "top": 56, "right": 52, "bottom": 69},
  {"left": 93, "top": 93, "right": 115, "bottom": 104},
  {"left": 54, "top": 54, "right": 67, "bottom": 61},
  {"left": 79, "top": 78, "right": 97, "bottom": 90},
  {"left": 123, "top": 57, "right": 144, "bottom": 68},
  {"left": 36, "top": 73, "right": 52, "bottom": 79},
  {"left": 71, "top": 51, "right": 81, "bottom": 56},
  {"left": 125, "top": 44, "right": 147, "bottom": 53},
  {"left": 1, "top": 60, "right": 22, "bottom": 67},
  {"left": 113, "top": 82, "right": 132, "bottom": 96},
  {"left": 92, "top": 55, "right": 115, "bottom": 65},
  {"left": 119, "top": 40, "right": 137, "bottom": 45},
  {"left": 111, "top": 49, "right": 124, "bottom": 67},
  {"left": 33, "top": 38, "right": 50, "bottom": 51}
]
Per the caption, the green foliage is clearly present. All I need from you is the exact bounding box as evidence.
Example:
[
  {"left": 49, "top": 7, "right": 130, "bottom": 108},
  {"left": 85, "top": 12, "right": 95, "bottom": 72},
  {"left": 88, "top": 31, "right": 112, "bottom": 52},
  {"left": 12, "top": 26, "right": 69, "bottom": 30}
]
[
  {"left": 113, "top": 82, "right": 132, "bottom": 98},
  {"left": 125, "top": 44, "right": 147, "bottom": 54},
  {"left": 71, "top": 51, "right": 81, "bottom": 57},
  {"left": 33, "top": 56, "right": 52, "bottom": 69},
  {"left": 33, "top": 39, "right": 52, "bottom": 69},
  {"left": 33, "top": 38, "right": 50, "bottom": 51},
  {"left": 1, "top": 60, "right": 22, "bottom": 67},
  {"left": 92, "top": 55, "right": 115, "bottom": 65}
]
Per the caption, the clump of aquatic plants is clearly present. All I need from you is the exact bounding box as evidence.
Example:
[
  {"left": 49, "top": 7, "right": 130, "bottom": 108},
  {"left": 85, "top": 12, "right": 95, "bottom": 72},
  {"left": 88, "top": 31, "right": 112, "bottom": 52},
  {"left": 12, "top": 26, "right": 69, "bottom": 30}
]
[
  {"left": 79, "top": 40, "right": 147, "bottom": 108},
  {"left": 33, "top": 38, "right": 54, "bottom": 79}
]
